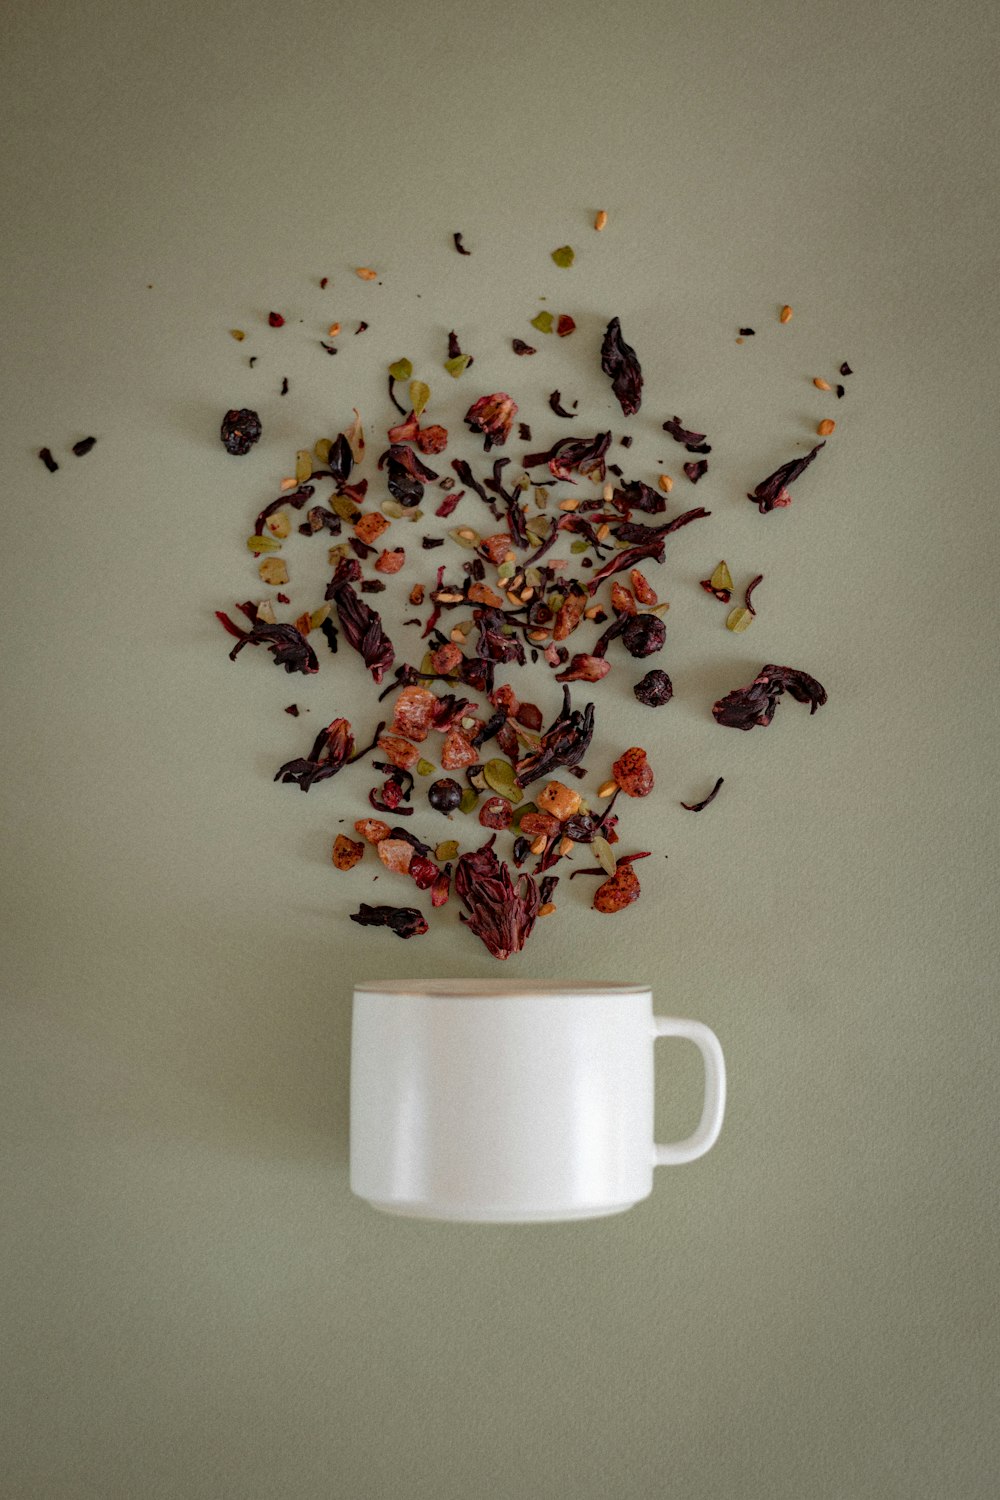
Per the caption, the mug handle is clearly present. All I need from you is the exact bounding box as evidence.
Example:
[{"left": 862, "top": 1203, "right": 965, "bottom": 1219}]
[{"left": 651, "top": 1017, "right": 726, "bottom": 1166}]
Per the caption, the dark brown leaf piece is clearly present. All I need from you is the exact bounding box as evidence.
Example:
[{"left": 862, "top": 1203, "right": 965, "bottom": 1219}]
[
  {"left": 683, "top": 459, "right": 708, "bottom": 483},
  {"left": 453, "top": 231, "right": 471, "bottom": 255},
  {"left": 512, "top": 339, "right": 536, "bottom": 356},
  {"left": 662, "top": 417, "right": 711, "bottom": 454},
  {"left": 39, "top": 448, "right": 59, "bottom": 472},
  {"left": 72, "top": 436, "right": 97, "bottom": 457},
  {"left": 600, "top": 317, "right": 643, "bottom": 416},
  {"left": 747, "top": 442, "right": 825, "bottom": 514},
  {"left": 713, "top": 664, "right": 828, "bottom": 730},
  {"left": 681, "top": 777, "right": 724, "bottom": 811},
  {"left": 548, "top": 391, "right": 576, "bottom": 419}
]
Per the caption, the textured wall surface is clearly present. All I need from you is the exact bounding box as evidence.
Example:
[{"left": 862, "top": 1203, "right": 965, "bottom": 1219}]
[{"left": 2, "top": 2, "right": 997, "bottom": 1496}]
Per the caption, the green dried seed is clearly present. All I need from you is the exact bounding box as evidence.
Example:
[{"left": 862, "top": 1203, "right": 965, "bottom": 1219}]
[
  {"left": 726, "top": 606, "right": 754, "bottom": 632},
  {"left": 459, "top": 788, "right": 479, "bottom": 815},
  {"left": 534, "top": 486, "right": 550, "bottom": 507},
  {"left": 511, "top": 801, "right": 538, "bottom": 830},
  {"left": 435, "top": 840, "right": 460, "bottom": 862},
  {"left": 409, "top": 380, "right": 430, "bottom": 418},
  {"left": 381, "top": 500, "right": 407, "bottom": 519},
  {"left": 332, "top": 493, "right": 361, "bottom": 521},
  {"left": 551, "top": 245, "right": 575, "bottom": 268},
  {"left": 592, "top": 836, "right": 617, "bottom": 877},
  {"left": 247, "top": 534, "right": 280, "bottom": 552},
  {"left": 710, "top": 561, "right": 734, "bottom": 594},
  {"left": 449, "top": 526, "right": 481, "bottom": 549},
  {"left": 570, "top": 540, "right": 590, "bottom": 554},
  {"left": 525, "top": 567, "right": 542, "bottom": 588},
  {"left": 416, "top": 759, "right": 435, "bottom": 776},
  {"left": 309, "top": 604, "right": 331, "bottom": 629},
  {"left": 547, "top": 592, "right": 565, "bottom": 613},
  {"left": 314, "top": 438, "right": 332, "bottom": 463},
  {"left": 497, "top": 561, "right": 516, "bottom": 582},
  {"left": 530, "top": 311, "right": 554, "bottom": 334},
  {"left": 295, "top": 450, "right": 313, "bottom": 483},
  {"left": 388, "top": 358, "right": 412, "bottom": 382},
  {"left": 444, "top": 354, "right": 472, "bottom": 378}
]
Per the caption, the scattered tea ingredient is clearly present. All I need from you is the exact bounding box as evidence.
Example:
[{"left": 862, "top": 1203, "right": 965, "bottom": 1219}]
[
  {"left": 779, "top": 305, "right": 793, "bottom": 323},
  {"left": 355, "top": 267, "right": 378, "bottom": 281},
  {"left": 38, "top": 448, "right": 59, "bottom": 472},
  {"left": 594, "top": 210, "right": 608, "bottom": 231},
  {"left": 817, "top": 419, "right": 836, "bottom": 436},
  {"left": 349, "top": 904, "right": 428, "bottom": 938},
  {"left": 600, "top": 317, "right": 643, "bottom": 416},
  {"left": 551, "top": 245, "right": 575, "bottom": 268},
  {"left": 72, "top": 436, "right": 97, "bottom": 457},
  {"left": 453, "top": 232, "right": 471, "bottom": 255},
  {"left": 681, "top": 777, "right": 724, "bottom": 812},
  {"left": 701, "top": 560, "right": 733, "bottom": 602},
  {"left": 813, "top": 377, "right": 832, "bottom": 391},
  {"left": 633, "top": 670, "right": 672, "bottom": 706},
  {"left": 748, "top": 441, "right": 825, "bottom": 514},
  {"left": 220, "top": 409, "right": 262, "bottom": 456},
  {"left": 713, "top": 665, "right": 828, "bottom": 730},
  {"left": 268, "top": 312, "right": 285, "bottom": 327},
  {"left": 332, "top": 834, "right": 365, "bottom": 870}
]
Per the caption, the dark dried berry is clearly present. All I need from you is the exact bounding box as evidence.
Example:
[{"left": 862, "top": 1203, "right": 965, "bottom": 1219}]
[
  {"left": 39, "top": 447, "right": 59, "bottom": 472},
  {"left": 512, "top": 339, "right": 536, "bottom": 356},
  {"left": 220, "top": 408, "right": 262, "bottom": 455},
  {"left": 72, "top": 436, "right": 97, "bottom": 457},
  {"left": 633, "top": 669, "right": 673, "bottom": 707},
  {"left": 349, "top": 903, "right": 428, "bottom": 939},
  {"left": 622, "top": 613, "right": 666, "bottom": 658},
  {"left": 428, "top": 777, "right": 463, "bottom": 813}
]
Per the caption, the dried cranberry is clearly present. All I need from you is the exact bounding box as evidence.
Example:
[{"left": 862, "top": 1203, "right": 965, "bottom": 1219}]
[
  {"left": 428, "top": 778, "right": 463, "bottom": 813},
  {"left": 220, "top": 408, "right": 262, "bottom": 455},
  {"left": 633, "top": 670, "right": 673, "bottom": 706}
]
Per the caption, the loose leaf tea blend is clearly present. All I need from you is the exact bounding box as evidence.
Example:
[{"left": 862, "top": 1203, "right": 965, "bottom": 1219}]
[{"left": 212, "top": 231, "right": 838, "bottom": 957}]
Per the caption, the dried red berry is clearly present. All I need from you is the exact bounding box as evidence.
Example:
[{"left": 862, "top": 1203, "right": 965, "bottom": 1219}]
[
  {"left": 268, "top": 311, "right": 285, "bottom": 327},
  {"left": 479, "top": 795, "right": 514, "bottom": 830},
  {"left": 612, "top": 747, "right": 654, "bottom": 797},
  {"left": 220, "top": 408, "right": 262, "bottom": 455},
  {"left": 593, "top": 863, "right": 641, "bottom": 913}
]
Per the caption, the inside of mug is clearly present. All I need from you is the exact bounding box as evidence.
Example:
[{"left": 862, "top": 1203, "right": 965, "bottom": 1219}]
[{"left": 355, "top": 979, "right": 651, "bottom": 997}]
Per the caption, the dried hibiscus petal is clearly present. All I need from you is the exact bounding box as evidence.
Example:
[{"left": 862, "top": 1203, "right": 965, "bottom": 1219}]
[
  {"left": 683, "top": 459, "right": 708, "bottom": 483},
  {"left": 455, "top": 835, "right": 541, "bottom": 960},
  {"left": 39, "top": 447, "right": 59, "bottom": 472},
  {"left": 71, "top": 436, "right": 97, "bottom": 457},
  {"left": 464, "top": 393, "right": 517, "bottom": 451},
  {"left": 713, "top": 664, "right": 828, "bottom": 730},
  {"left": 274, "top": 717, "right": 357, "bottom": 790},
  {"left": 748, "top": 442, "right": 825, "bottom": 514},
  {"left": 325, "top": 557, "right": 395, "bottom": 683},
  {"left": 512, "top": 339, "right": 536, "bottom": 356},
  {"left": 217, "top": 611, "right": 319, "bottom": 675},
  {"left": 662, "top": 416, "right": 711, "bottom": 454},
  {"left": 600, "top": 317, "right": 643, "bottom": 417},
  {"left": 515, "top": 688, "right": 595, "bottom": 787},
  {"left": 349, "top": 903, "right": 428, "bottom": 939},
  {"left": 612, "top": 747, "right": 654, "bottom": 797}
]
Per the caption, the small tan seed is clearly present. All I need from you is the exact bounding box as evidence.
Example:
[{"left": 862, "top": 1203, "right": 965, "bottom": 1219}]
[
  {"left": 558, "top": 836, "right": 573, "bottom": 857},
  {"left": 602, "top": 482, "right": 614, "bottom": 502},
  {"left": 594, "top": 210, "right": 608, "bottom": 232},
  {"left": 780, "top": 304, "right": 793, "bottom": 323},
  {"left": 817, "top": 419, "right": 836, "bottom": 436},
  {"left": 558, "top": 498, "right": 580, "bottom": 511},
  {"left": 598, "top": 779, "right": 618, "bottom": 798},
  {"left": 657, "top": 474, "right": 674, "bottom": 494},
  {"left": 528, "top": 629, "right": 550, "bottom": 643},
  {"left": 813, "top": 377, "right": 832, "bottom": 391},
  {"left": 327, "top": 322, "right": 341, "bottom": 338},
  {"left": 538, "top": 902, "right": 557, "bottom": 917},
  {"left": 355, "top": 267, "right": 378, "bottom": 280},
  {"left": 530, "top": 835, "right": 547, "bottom": 855},
  {"left": 279, "top": 477, "right": 298, "bottom": 491}
]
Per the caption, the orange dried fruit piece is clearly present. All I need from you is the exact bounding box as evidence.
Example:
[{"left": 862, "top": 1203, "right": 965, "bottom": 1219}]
[
  {"left": 375, "top": 548, "right": 405, "bottom": 573},
  {"left": 630, "top": 568, "right": 657, "bottom": 606},
  {"left": 537, "top": 780, "right": 582, "bottom": 821},
  {"left": 519, "top": 811, "right": 561, "bottom": 838},
  {"left": 440, "top": 728, "right": 478, "bottom": 770},
  {"left": 430, "top": 642, "right": 462, "bottom": 675},
  {"left": 355, "top": 818, "right": 391, "bottom": 844},
  {"left": 332, "top": 834, "right": 365, "bottom": 871},
  {"left": 479, "top": 532, "right": 514, "bottom": 565},
  {"left": 391, "top": 685, "right": 438, "bottom": 742},
  {"left": 593, "top": 863, "right": 641, "bottom": 913},
  {"left": 377, "top": 733, "right": 420, "bottom": 770},
  {"left": 353, "top": 512, "right": 390, "bottom": 545},
  {"left": 258, "top": 558, "right": 289, "bottom": 585},
  {"left": 377, "top": 839, "right": 414, "bottom": 874},
  {"left": 467, "top": 581, "right": 503, "bottom": 606},
  {"left": 610, "top": 581, "right": 637, "bottom": 616},
  {"left": 612, "top": 747, "right": 654, "bottom": 797}
]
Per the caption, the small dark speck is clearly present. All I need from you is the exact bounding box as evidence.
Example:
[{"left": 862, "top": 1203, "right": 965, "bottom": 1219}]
[
  {"left": 280, "top": 377, "right": 289, "bottom": 396},
  {"left": 249, "top": 356, "right": 257, "bottom": 367}
]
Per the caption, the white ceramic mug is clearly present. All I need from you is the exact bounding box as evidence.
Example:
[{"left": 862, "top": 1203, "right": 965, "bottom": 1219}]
[{"left": 350, "top": 981, "right": 726, "bottom": 1223}]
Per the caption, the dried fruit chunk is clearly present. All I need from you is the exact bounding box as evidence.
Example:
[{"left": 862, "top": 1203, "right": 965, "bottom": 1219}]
[
  {"left": 377, "top": 839, "right": 415, "bottom": 874},
  {"left": 612, "top": 747, "right": 654, "bottom": 797},
  {"left": 593, "top": 863, "right": 641, "bottom": 913},
  {"left": 332, "top": 834, "right": 365, "bottom": 870},
  {"left": 375, "top": 548, "right": 405, "bottom": 573},
  {"left": 258, "top": 558, "right": 289, "bottom": 585},
  {"left": 440, "top": 728, "right": 479, "bottom": 770},
  {"left": 519, "top": 811, "right": 560, "bottom": 839},
  {"left": 391, "top": 686, "right": 437, "bottom": 742},
  {"left": 701, "top": 561, "right": 733, "bottom": 602},
  {"left": 630, "top": 569, "right": 657, "bottom": 606},
  {"left": 537, "top": 781, "right": 582, "bottom": 821},
  {"left": 354, "top": 512, "right": 390, "bottom": 545},
  {"left": 377, "top": 733, "right": 420, "bottom": 770},
  {"left": 355, "top": 818, "right": 391, "bottom": 844}
]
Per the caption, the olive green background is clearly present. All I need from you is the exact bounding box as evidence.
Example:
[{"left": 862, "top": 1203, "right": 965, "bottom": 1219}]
[{"left": 2, "top": 1, "right": 998, "bottom": 1496}]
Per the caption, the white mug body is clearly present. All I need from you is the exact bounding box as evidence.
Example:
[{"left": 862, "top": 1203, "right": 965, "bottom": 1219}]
[{"left": 350, "top": 981, "right": 724, "bottom": 1224}]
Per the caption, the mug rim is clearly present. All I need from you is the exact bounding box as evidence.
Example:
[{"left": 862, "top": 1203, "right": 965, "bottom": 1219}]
[{"left": 354, "top": 979, "right": 651, "bottom": 997}]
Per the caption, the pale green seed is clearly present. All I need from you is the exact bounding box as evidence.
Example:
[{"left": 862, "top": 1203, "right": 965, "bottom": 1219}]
[
  {"left": 450, "top": 527, "right": 481, "bottom": 549},
  {"left": 416, "top": 759, "right": 435, "bottom": 776},
  {"left": 247, "top": 534, "right": 280, "bottom": 552},
  {"left": 592, "top": 837, "right": 617, "bottom": 877},
  {"left": 381, "top": 500, "right": 407, "bottom": 519},
  {"left": 332, "top": 494, "right": 361, "bottom": 521},
  {"left": 551, "top": 245, "right": 575, "bottom": 269},
  {"left": 295, "top": 450, "right": 313, "bottom": 483},
  {"left": 570, "top": 540, "right": 589, "bottom": 554},
  {"left": 726, "top": 606, "right": 754, "bottom": 633},
  {"left": 459, "top": 789, "right": 479, "bottom": 815},
  {"left": 483, "top": 759, "right": 523, "bottom": 804},
  {"left": 409, "top": 380, "right": 430, "bottom": 419},
  {"left": 314, "top": 438, "right": 332, "bottom": 463},
  {"left": 388, "top": 358, "right": 412, "bottom": 382},
  {"left": 530, "top": 311, "right": 554, "bottom": 334},
  {"left": 444, "top": 354, "right": 472, "bottom": 378},
  {"left": 435, "top": 841, "right": 460, "bottom": 862}
]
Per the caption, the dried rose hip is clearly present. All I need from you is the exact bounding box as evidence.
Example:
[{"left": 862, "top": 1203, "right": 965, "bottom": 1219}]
[
  {"left": 377, "top": 839, "right": 415, "bottom": 874},
  {"left": 440, "top": 728, "right": 478, "bottom": 770},
  {"left": 332, "top": 834, "right": 365, "bottom": 870},
  {"left": 479, "top": 795, "right": 514, "bottom": 830},
  {"left": 220, "top": 408, "right": 262, "bottom": 455},
  {"left": 409, "top": 854, "right": 440, "bottom": 889},
  {"left": 428, "top": 777, "right": 463, "bottom": 813},
  {"left": 633, "top": 670, "right": 673, "bottom": 706},
  {"left": 612, "top": 747, "right": 654, "bottom": 797},
  {"left": 593, "top": 863, "right": 641, "bottom": 913},
  {"left": 375, "top": 548, "right": 405, "bottom": 573},
  {"left": 377, "top": 733, "right": 421, "bottom": 770}
]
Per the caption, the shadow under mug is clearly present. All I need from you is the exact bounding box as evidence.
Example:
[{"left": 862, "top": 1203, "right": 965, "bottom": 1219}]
[{"left": 350, "top": 981, "right": 726, "bottom": 1223}]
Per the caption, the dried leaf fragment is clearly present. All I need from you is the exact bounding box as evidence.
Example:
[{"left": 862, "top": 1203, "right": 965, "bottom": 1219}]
[{"left": 551, "top": 245, "right": 575, "bottom": 268}]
